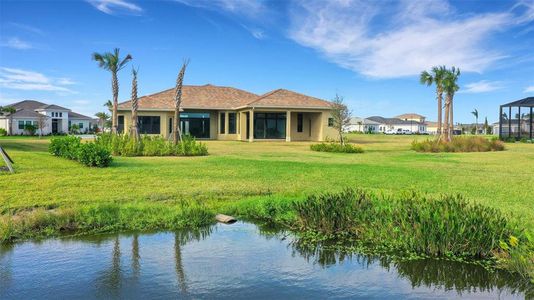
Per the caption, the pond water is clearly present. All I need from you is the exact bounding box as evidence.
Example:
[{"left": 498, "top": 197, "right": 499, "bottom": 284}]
[{"left": 1, "top": 222, "right": 531, "bottom": 299}]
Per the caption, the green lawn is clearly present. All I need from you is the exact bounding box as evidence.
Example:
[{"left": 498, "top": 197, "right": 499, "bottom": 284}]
[{"left": 1, "top": 134, "right": 533, "bottom": 229}]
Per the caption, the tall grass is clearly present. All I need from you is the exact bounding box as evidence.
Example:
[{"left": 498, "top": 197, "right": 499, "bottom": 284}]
[
  {"left": 310, "top": 142, "right": 364, "bottom": 153},
  {"left": 411, "top": 136, "right": 505, "bottom": 152}
]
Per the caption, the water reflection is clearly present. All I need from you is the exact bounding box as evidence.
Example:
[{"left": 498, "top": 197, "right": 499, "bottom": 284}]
[{"left": 0, "top": 222, "right": 531, "bottom": 299}]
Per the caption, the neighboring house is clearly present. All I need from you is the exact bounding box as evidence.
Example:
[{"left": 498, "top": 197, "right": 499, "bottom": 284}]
[
  {"left": 367, "top": 116, "right": 427, "bottom": 133},
  {"left": 395, "top": 113, "right": 426, "bottom": 123},
  {"left": 117, "top": 84, "right": 337, "bottom": 142},
  {"left": 345, "top": 117, "right": 380, "bottom": 133},
  {"left": 0, "top": 100, "right": 96, "bottom": 135},
  {"left": 425, "top": 121, "right": 439, "bottom": 135}
]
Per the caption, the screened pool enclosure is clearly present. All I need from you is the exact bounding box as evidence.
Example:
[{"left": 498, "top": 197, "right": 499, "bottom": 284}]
[{"left": 499, "top": 97, "right": 534, "bottom": 140}]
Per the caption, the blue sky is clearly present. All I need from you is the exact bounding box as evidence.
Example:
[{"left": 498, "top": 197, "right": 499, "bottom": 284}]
[{"left": 0, "top": 0, "right": 533, "bottom": 123}]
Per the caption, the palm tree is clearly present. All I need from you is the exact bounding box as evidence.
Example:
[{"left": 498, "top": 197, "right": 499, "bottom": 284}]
[
  {"left": 442, "top": 67, "right": 460, "bottom": 142},
  {"left": 1, "top": 106, "right": 16, "bottom": 136},
  {"left": 172, "top": 60, "right": 189, "bottom": 145},
  {"left": 92, "top": 48, "right": 132, "bottom": 134},
  {"left": 471, "top": 109, "right": 479, "bottom": 135},
  {"left": 420, "top": 66, "right": 447, "bottom": 138},
  {"left": 104, "top": 100, "right": 113, "bottom": 112},
  {"left": 130, "top": 67, "right": 139, "bottom": 139},
  {"left": 95, "top": 112, "right": 110, "bottom": 130}
]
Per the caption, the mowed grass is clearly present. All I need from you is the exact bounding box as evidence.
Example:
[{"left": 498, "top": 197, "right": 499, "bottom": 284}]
[{"left": 1, "top": 134, "right": 533, "bottom": 229}]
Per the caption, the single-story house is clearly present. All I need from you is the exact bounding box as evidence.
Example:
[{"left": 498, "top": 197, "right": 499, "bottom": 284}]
[
  {"left": 117, "top": 84, "right": 337, "bottom": 142},
  {"left": 0, "top": 100, "right": 96, "bottom": 135},
  {"left": 345, "top": 117, "right": 380, "bottom": 133},
  {"left": 367, "top": 116, "right": 427, "bottom": 133},
  {"left": 395, "top": 113, "right": 426, "bottom": 123}
]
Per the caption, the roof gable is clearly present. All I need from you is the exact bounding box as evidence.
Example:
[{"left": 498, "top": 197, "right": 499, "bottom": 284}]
[{"left": 247, "top": 89, "right": 332, "bottom": 109}]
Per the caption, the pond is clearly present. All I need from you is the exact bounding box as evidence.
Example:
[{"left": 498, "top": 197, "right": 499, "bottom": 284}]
[{"left": 0, "top": 222, "right": 531, "bottom": 299}]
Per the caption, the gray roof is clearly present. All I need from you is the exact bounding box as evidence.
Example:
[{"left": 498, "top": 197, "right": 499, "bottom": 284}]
[
  {"left": 349, "top": 117, "right": 381, "bottom": 125},
  {"left": 68, "top": 111, "right": 93, "bottom": 120},
  {"left": 37, "top": 104, "right": 71, "bottom": 111},
  {"left": 501, "top": 97, "right": 534, "bottom": 107},
  {"left": 367, "top": 116, "right": 425, "bottom": 125}
]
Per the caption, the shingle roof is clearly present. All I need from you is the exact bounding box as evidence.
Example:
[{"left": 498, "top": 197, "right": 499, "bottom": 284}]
[
  {"left": 1, "top": 100, "right": 47, "bottom": 118},
  {"left": 395, "top": 113, "right": 425, "bottom": 119},
  {"left": 117, "top": 85, "right": 332, "bottom": 111},
  {"left": 349, "top": 117, "right": 381, "bottom": 125},
  {"left": 69, "top": 111, "right": 93, "bottom": 120},
  {"left": 367, "top": 116, "right": 424, "bottom": 125},
  {"left": 118, "top": 84, "right": 259, "bottom": 110},
  {"left": 247, "top": 89, "right": 332, "bottom": 109},
  {"left": 37, "top": 104, "right": 71, "bottom": 111}
]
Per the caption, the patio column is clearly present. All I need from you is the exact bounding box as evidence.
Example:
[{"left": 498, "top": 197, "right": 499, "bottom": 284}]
[
  {"left": 499, "top": 106, "right": 503, "bottom": 139},
  {"left": 286, "top": 110, "right": 291, "bottom": 142},
  {"left": 518, "top": 106, "right": 521, "bottom": 139},
  {"left": 249, "top": 110, "right": 254, "bottom": 142},
  {"left": 509, "top": 106, "right": 512, "bottom": 138},
  {"left": 530, "top": 107, "right": 533, "bottom": 139}
]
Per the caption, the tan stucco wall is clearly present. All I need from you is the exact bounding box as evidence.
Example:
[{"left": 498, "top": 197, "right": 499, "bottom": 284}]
[{"left": 118, "top": 108, "right": 333, "bottom": 142}]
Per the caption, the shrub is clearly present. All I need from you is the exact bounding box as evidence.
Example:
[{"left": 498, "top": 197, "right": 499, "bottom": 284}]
[
  {"left": 49, "top": 136, "right": 112, "bottom": 167},
  {"left": 0, "top": 128, "right": 6, "bottom": 136},
  {"left": 310, "top": 142, "right": 364, "bottom": 153},
  {"left": 411, "top": 136, "right": 505, "bottom": 152},
  {"left": 96, "top": 133, "right": 208, "bottom": 157},
  {"left": 49, "top": 135, "right": 82, "bottom": 159},
  {"left": 76, "top": 143, "right": 112, "bottom": 167},
  {"left": 24, "top": 124, "right": 37, "bottom": 136}
]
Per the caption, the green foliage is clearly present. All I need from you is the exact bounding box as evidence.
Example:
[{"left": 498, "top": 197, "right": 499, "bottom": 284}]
[
  {"left": 310, "top": 142, "right": 364, "bottom": 153},
  {"left": 95, "top": 133, "right": 208, "bottom": 157},
  {"left": 0, "top": 128, "right": 7, "bottom": 136},
  {"left": 24, "top": 124, "right": 37, "bottom": 135},
  {"left": 49, "top": 135, "right": 82, "bottom": 159},
  {"left": 77, "top": 143, "right": 112, "bottom": 167},
  {"left": 69, "top": 123, "right": 80, "bottom": 134},
  {"left": 412, "top": 136, "right": 505, "bottom": 152},
  {"left": 49, "top": 136, "right": 112, "bottom": 167}
]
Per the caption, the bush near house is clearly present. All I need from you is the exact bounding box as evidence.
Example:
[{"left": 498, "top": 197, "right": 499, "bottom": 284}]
[
  {"left": 95, "top": 133, "right": 208, "bottom": 157},
  {"left": 24, "top": 124, "right": 37, "bottom": 136},
  {"left": 49, "top": 136, "right": 112, "bottom": 167},
  {"left": 411, "top": 136, "right": 505, "bottom": 152},
  {"left": 0, "top": 128, "right": 6, "bottom": 136},
  {"left": 310, "top": 142, "right": 364, "bottom": 153}
]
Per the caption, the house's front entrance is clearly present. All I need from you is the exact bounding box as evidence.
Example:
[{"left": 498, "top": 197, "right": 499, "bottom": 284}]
[{"left": 52, "top": 119, "right": 59, "bottom": 134}]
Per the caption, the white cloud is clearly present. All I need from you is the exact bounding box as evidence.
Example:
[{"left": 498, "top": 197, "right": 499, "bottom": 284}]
[
  {"left": 2, "top": 37, "right": 33, "bottom": 50},
  {"left": 175, "top": 0, "right": 265, "bottom": 18},
  {"left": 87, "top": 0, "right": 142, "bottom": 15},
  {"left": 241, "top": 24, "right": 266, "bottom": 39},
  {"left": 8, "top": 23, "right": 45, "bottom": 35},
  {"left": 288, "top": 0, "right": 525, "bottom": 78},
  {"left": 0, "top": 67, "right": 75, "bottom": 93},
  {"left": 460, "top": 80, "right": 504, "bottom": 93},
  {"left": 524, "top": 85, "right": 534, "bottom": 93}
]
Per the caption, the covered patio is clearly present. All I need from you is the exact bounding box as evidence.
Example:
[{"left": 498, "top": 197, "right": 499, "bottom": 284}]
[{"left": 499, "top": 97, "right": 534, "bottom": 140}]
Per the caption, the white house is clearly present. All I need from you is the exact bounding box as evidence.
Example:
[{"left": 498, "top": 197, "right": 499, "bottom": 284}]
[
  {"left": 0, "top": 100, "right": 96, "bottom": 135},
  {"left": 345, "top": 117, "right": 381, "bottom": 133},
  {"left": 367, "top": 116, "right": 427, "bottom": 134}
]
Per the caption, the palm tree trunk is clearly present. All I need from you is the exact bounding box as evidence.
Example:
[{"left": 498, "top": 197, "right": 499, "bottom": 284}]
[
  {"left": 443, "top": 97, "right": 450, "bottom": 142},
  {"left": 437, "top": 90, "right": 442, "bottom": 137},
  {"left": 449, "top": 97, "right": 454, "bottom": 139},
  {"left": 173, "top": 109, "right": 181, "bottom": 144},
  {"left": 112, "top": 72, "right": 119, "bottom": 134},
  {"left": 8, "top": 116, "right": 13, "bottom": 136}
]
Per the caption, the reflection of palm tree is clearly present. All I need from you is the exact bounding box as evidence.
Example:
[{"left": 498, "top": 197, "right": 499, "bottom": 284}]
[
  {"left": 132, "top": 234, "right": 140, "bottom": 279},
  {"left": 174, "top": 233, "right": 187, "bottom": 294},
  {"left": 95, "top": 236, "right": 122, "bottom": 298}
]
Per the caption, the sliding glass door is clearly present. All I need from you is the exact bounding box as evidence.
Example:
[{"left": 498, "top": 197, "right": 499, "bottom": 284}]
[{"left": 254, "top": 113, "right": 286, "bottom": 139}]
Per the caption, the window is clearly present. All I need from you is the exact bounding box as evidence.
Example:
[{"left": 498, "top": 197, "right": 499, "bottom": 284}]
[
  {"left": 328, "top": 118, "right": 334, "bottom": 127},
  {"left": 79, "top": 123, "right": 84, "bottom": 129},
  {"left": 18, "top": 121, "right": 25, "bottom": 129},
  {"left": 59, "top": 112, "right": 62, "bottom": 117},
  {"left": 25, "top": 121, "right": 32, "bottom": 126},
  {"left": 69, "top": 121, "right": 71, "bottom": 128},
  {"left": 254, "top": 113, "right": 286, "bottom": 139},
  {"left": 118, "top": 115, "right": 125, "bottom": 133},
  {"left": 220, "top": 113, "right": 226, "bottom": 134},
  {"left": 297, "top": 113, "right": 303, "bottom": 132},
  {"left": 169, "top": 118, "right": 173, "bottom": 134},
  {"left": 33, "top": 121, "right": 38, "bottom": 126},
  {"left": 138, "top": 116, "right": 160, "bottom": 134},
  {"left": 228, "top": 113, "right": 236, "bottom": 134}
]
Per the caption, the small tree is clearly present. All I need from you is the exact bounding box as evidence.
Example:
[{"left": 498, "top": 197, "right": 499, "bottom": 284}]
[
  {"left": 130, "top": 67, "right": 139, "bottom": 140},
  {"left": 70, "top": 124, "right": 80, "bottom": 134},
  {"left": 331, "top": 94, "right": 351, "bottom": 145},
  {"left": 95, "top": 112, "right": 110, "bottom": 131},
  {"left": 1, "top": 106, "right": 16, "bottom": 136},
  {"left": 483, "top": 117, "right": 489, "bottom": 135},
  {"left": 37, "top": 113, "right": 48, "bottom": 138}
]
